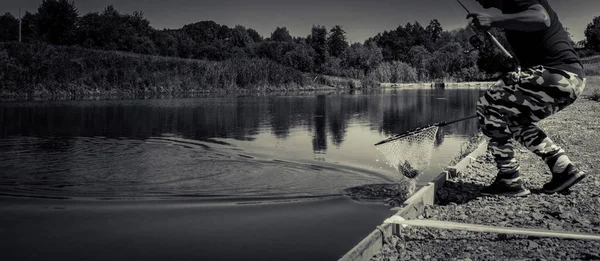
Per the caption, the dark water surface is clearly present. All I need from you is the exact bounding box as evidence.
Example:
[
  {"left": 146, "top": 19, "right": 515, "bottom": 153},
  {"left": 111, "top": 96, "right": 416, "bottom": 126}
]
[{"left": 0, "top": 88, "right": 481, "bottom": 260}]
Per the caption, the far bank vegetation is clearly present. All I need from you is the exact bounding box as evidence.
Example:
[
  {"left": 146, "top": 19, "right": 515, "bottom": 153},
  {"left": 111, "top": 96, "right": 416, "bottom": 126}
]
[{"left": 1, "top": 0, "right": 599, "bottom": 97}]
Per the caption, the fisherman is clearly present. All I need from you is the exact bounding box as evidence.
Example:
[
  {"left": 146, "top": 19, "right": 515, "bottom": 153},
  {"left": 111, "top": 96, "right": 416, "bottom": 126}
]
[{"left": 468, "top": 0, "right": 587, "bottom": 196}]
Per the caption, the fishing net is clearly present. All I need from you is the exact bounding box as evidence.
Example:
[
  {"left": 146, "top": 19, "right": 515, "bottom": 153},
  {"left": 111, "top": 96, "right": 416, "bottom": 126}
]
[{"left": 375, "top": 125, "right": 439, "bottom": 179}]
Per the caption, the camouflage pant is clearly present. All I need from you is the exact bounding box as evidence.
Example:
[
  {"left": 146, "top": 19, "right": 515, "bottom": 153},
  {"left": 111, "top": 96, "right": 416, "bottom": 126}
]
[{"left": 477, "top": 65, "right": 587, "bottom": 174}]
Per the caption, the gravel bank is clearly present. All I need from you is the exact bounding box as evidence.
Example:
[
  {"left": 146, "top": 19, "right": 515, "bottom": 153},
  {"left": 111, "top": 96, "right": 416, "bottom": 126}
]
[{"left": 371, "top": 77, "right": 600, "bottom": 261}]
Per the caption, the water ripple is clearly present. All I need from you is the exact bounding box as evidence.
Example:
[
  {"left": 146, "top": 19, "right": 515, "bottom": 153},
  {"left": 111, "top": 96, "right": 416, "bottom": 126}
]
[{"left": 0, "top": 136, "right": 389, "bottom": 200}]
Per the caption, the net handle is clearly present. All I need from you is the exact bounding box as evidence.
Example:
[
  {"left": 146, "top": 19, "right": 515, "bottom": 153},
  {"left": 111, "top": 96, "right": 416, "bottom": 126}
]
[
  {"left": 374, "top": 114, "right": 478, "bottom": 146},
  {"left": 437, "top": 114, "right": 478, "bottom": 127}
]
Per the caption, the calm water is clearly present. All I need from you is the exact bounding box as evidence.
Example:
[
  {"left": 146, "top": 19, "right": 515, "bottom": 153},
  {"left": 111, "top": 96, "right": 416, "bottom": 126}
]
[
  {"left": 0, "top": 88, "right": 480, "bottom": 199},
  {"left": 0, "top": 88, "right": 482, "bottom": 261}
]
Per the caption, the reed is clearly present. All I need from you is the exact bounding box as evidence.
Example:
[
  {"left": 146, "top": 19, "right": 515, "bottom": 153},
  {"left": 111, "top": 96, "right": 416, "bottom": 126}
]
[{"left": 368, "top": 61, "right": 418, "bottom": 83}]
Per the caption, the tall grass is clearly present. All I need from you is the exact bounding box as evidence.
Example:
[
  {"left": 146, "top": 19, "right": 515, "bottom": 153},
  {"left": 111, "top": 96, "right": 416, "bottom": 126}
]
[
  {"left": 583, "top": 76, "right": 600, "bottom": 102},
  {"left": 367, "top": 61, "right": 418, "bottom": 83},
  {"left": 582, "top": 55, "right": 600, "bottom": 65},
  {"left": 581, "top": 57, "right": 600, "bottom": 101},
  {"left": 0, "top": 43, "right": 309, "bottom": 98},
  {"left": 584, "top": 62, "right": 600, "bottom": 78}
]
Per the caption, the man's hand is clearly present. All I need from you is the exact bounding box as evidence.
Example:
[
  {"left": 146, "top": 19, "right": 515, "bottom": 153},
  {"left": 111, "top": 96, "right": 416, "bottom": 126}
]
[
  {"left": 467, "top": 13, "right": 495, "bottom": 29},
  {"left": 467, "top": 5, "right": 550, "bottom": 32}
]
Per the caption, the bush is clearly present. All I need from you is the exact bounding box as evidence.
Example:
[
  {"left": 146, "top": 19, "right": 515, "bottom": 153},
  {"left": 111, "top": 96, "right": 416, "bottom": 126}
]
[
  {"left": 368, "top": 61, "right": 418, "bottom": 83},
  {"left": 389, "top": 61, "right": 418, "bottom": 83},
  {"left": 452, "top": 65, "right": 491, "bottom": 82}
]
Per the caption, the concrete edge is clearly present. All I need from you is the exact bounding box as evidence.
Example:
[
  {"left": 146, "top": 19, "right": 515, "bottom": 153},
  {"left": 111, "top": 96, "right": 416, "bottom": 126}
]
[
  {"left": 338, "top": 138, "right": 489, "bottom": 261},
  {"left": 338, "top": 224, "right": 392, "bottom": 261},
  {"left": 447, "top": 140, "right": 488, "bottom": 178}
]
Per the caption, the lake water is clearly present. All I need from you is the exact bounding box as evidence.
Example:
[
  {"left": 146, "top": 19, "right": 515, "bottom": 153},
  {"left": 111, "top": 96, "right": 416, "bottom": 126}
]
[{"left": 0, "top": 88, "right": 482, "bottom": 260}]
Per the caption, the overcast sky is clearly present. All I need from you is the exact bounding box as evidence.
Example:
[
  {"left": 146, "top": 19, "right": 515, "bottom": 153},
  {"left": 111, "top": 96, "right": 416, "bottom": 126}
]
[{"left": 1, "top": 0, "right": 597, "bottom": 43}]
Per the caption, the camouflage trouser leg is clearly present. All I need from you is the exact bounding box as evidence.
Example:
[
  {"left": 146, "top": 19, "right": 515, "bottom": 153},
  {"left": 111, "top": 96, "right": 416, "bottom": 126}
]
[{"left": 476, "top": 66, "right": 586, "bottom": 174}]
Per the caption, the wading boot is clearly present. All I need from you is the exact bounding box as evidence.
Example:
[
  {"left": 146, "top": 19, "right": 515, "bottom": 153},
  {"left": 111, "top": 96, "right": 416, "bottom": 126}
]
[
  {"left": 542, "top": 163, "right": 586, "bottom": 194},
  {"left": 480, "top": 171, "right": 531, "bottom": 197}
]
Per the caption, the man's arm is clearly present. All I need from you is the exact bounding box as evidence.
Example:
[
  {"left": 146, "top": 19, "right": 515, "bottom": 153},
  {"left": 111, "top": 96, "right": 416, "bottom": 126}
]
[{"left": 468, "top": 4, "right": 551, "bottom": 32}]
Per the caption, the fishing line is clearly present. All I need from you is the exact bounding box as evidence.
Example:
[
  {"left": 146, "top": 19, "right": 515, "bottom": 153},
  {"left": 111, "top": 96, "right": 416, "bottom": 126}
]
[{"left": 455, "top": 0, "right": 472, "bottom": 13}]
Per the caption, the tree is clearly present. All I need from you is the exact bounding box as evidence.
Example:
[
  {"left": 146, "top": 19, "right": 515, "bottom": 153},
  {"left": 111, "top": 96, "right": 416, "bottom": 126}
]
[
  {"left": 327, "top": 25, "right": 348, "bottom": 58},
  {"left": 37, "top": 0, "right": 79, "bottom": 45},
  {"left": 427, "top": 42, "right": 460, "bottom": 80},
  {"left": 584, "top": 16, "right": 600, "bottom": 52},
  {"left": 76, "top": 12, "right": 104, "bottom": 48},
  {"left": 21, "top": 11, "right": 40, "bottom": 43},
  {"left": 182, "top": 21, "right": 229, "bottom": 44},
  {"left": 0, "top": 13, "right": 19, "bottom": 42},
  {"left": 247, "top": 28, "right": 263, "bottom": 43},
  {"left": 425, "top": 19, "right": 448, "bottom": 52},
  {"left": 345, "top": 42, "right": 383, "bottom": 74},
  {"left": 283, "top": 44, "right": 316, "bottom": 72},
  {"left": 151, "top": 30, "right": 197, "bottom": 58},
  {"left": 434, "top": 31, "right": 453, "bottom": 51},
  {"left": 181, "top": 20, "right": 230, "bottom": 59},
  {"left": 153, "top": 30, "right": 180, "bottom": 57},
  {"left": 102, "top": 4, "right": 119, "bottom": 16},
  {"left": 172, "top": 31, "right": 196, "bottom": 58},
  {"left": 270, "top": 27, "right": 293, "bottom": 42},
  {"left": 76, "top": 6, "right": 157, "bottom": 54},
  {"left": 308, "top": 25, "right": 328, "bottom": 70},
  {"left": 426, "top": 20, "right": 443, "bottom": 45},
  {"left": 369, "top": 31, "right": 399, "bottom": 61},
  {"left": 476, "top": 28, "right": 515, "bottom": 75},
  {"left": 230, "top": 25, "right": 253, "bottom": 47},
  {"left": 449, "top": 27, "right": 472, "bottom": 49},
  {"left": 368, "top": 22, "right": 427, "bottom": 62},
  {"left": 256, "top": 40, "right": 295, "bottom": 64},
  {"left": 405, "top": 21, "right": 427, "bottom": 47},
  {"left": 407, "top": 45, "right": 430, "bottom": 80}
]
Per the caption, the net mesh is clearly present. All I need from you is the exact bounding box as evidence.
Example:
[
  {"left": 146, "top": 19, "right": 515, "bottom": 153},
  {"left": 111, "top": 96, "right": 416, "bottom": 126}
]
[{"left": 375, "top": 126, "right": 439, "bottom": 179}]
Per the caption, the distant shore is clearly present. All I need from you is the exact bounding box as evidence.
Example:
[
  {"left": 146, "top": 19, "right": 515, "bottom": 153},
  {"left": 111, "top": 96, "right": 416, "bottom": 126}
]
[
  {"left": 0, "top": 42, "right": 366, "bottom": 101},
  {"left": 2, "top": 43, "right": 598, "bottom": 102},
  {"left": 0, "top": 43, "right": 495, "bottom": 101}
]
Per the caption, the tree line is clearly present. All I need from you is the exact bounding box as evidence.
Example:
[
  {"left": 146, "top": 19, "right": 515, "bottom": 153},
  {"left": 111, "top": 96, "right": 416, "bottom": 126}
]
[{"left": 1, "top": 0, "right": 599, "bottom": 83}]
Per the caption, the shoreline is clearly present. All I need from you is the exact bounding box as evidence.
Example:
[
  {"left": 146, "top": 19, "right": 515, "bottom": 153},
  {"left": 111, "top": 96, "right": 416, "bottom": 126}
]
[
  {"left": 0, "top": 85, "right": 340, "bottom": 102},
  {"left": 0, "top": 81, "right": 494, "bottom": 102},
  {"left": 379, "top": 81, "right": 495, "bottom": 89}
]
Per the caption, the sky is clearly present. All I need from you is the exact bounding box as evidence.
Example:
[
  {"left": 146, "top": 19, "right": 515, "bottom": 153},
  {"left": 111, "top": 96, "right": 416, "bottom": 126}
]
[{"left": 0, "top": 0, "right": 598, "bottom": 44}]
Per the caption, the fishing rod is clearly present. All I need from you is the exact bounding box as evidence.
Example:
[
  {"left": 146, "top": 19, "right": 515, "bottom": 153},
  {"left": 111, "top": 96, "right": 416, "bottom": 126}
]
[
  {"left": 374, "top": 0, "right": 522, "bottom": 148},
  {"left": 456, "top": 0, "right": 516, "bottom": 62}
]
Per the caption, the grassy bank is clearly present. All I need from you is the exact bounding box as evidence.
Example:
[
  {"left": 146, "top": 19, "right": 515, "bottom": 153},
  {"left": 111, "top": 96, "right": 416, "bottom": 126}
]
[
  {"left": 582, "top": 57, "right": 600, "bottom": 100},
  {"left": 586, "top": 63, "right": 600, "bottom": 79},
  {"left": 0, "top": 43, "right": 322, "bottom": 99}
]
